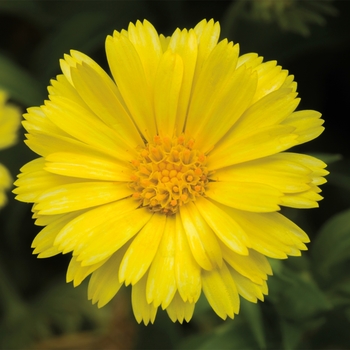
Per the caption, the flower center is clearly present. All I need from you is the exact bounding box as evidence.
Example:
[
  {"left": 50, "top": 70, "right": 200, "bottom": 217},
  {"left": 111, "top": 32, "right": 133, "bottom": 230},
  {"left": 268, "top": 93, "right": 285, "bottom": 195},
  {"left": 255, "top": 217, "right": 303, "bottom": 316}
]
[{"left": 129, "top": 135, "right": 208, "bottom": 215}]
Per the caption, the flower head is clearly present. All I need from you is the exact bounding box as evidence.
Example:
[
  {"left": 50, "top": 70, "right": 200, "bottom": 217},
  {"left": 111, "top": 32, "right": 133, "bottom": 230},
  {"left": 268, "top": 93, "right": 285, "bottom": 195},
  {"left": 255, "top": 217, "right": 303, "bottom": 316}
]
[
  {"left": 0, "top": 91, "right": 20, "bottom": 208},
  {"left": 14, "top": 19, "right": 327, "bottom": 324}
]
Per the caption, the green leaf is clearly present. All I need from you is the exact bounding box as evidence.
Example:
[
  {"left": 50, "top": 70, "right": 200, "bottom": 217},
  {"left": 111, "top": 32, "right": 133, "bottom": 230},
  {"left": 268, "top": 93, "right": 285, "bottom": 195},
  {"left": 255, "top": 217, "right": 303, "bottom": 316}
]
[
  {"left": 31, "top": 11, "right": 110, "bottom": 81},
  {"left": 177, "top": 321, "right": 258, "bottom": 350},
  {"left": 240, "top": 300, "right": 266, "bottom": 349},
  {"left": 269, "top": 265, "right": 331, "bottom": 320},
  {"left": 307, "top": 152, "right": 342, "bottom": 164},
  {"left": 327, "top": 171, "right": 350, "bottom": 192},
  {"left": 312, "top": 208, "right": 350, "bottom": 275},
  {"left": 0, "top": 54, "right": 43, "bottom": 106},
  {"left": 280, "top": 320, "right": 304, "bottom": 350}
]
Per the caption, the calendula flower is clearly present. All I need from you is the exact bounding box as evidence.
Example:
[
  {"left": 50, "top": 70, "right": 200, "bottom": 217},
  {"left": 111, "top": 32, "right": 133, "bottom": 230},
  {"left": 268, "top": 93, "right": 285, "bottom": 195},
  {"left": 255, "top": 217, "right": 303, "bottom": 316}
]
[
  {"left": 14, "top": 19, "right": 327, "bottom": 324},
  {"left": 0, "top": 91, "right": 20, "bottom": 208}
]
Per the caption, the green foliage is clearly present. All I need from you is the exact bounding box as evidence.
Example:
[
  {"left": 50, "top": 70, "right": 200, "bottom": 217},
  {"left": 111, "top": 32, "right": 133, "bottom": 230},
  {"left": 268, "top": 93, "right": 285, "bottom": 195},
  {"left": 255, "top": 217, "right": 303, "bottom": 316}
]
[{"left": 0, "top": 54, "right": 43, "bottom": 105}]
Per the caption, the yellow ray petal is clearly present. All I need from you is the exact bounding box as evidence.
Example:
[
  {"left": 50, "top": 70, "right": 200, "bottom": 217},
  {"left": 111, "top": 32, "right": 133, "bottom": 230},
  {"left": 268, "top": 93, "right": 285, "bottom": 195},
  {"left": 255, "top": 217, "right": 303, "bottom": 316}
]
[
  {"left": 186, "top": 40, "right": 253, "bottom": 152},
  {"left": 166, "top": 292, "right": 195, "bottom": 323},
  {"left": 194, "top": 196, "right": 250, "bottom": 255},
  {"left": 236, "top": 52, "right": 263, "bottom": 69},
  {"left": 223, "top": 207, "right": 309, "bottom": 258},
  {"left": 43, "top": 97, "right": 135, "bottom": 162},
  {"left": 202, "top": 262, "right": 240, "bottom": 320},
  {"left": 54, "top": 198, "right": 148, "bottom": 259},
  {"left": 211, "top": 155, "right": 312, "bottom": 194},
  {"left": 206, "top": 181, "right": 282, "bottom": 212},
  {"left": 71, "top": 62, "right": 144, "bottom": 148},
  {"left": 32, "top": 211, "right": 80, "bottom": 256},
  {"left": 48, "top": 74, "right": 84, "bottom": 107},
  {"left": 193, "top": 19, "right": 220, "bottom": 85},
  {"left": 281, "top": 187, "right": 323, "bottom": 209},
  {"left": 168, "top": 28, "right": 198, "bottom": 133},
  {"left": 24, "top": 130, "right": 116, "bottom": 160},
  {"left": 229, "top": 266, "right": 267, "bottom": 303},
  {"left": 282, "top": 110, "right": 325, "bottom": 145},
  {"left": 34, "top": 182, "right": 132, "bottom": 215},
  {"left": 127, "top": 20, "right": 162, "bottom": 87},
  {"left": 275, "top": 152, "right": 329, "bottom": 178},
  {"left": 208, "top": 125, "right": 298, "bottom": 169},
  {"left": 73, "top": 208, "right": 152, "bottom": 266},
  {"left": 175, "top": 214, "right": 201, "bottom": 303},
  {"left": 132, "top": 273, "right": 158, "bottom": 325},
  {"left": 88, "top": 245, "right": 128, "bottom": 307},
  {"left": 179, "top": 201, "right": 222, "bottom": 270},
  {"left": 45, "top": 152, "right": 131, "bottom": 182},
  {"left": 228, "top": 88, "right": 299, "bottom": 139},
  {"left": 221, "top": 244, "right": 272, "bottom": 285},
  {"left": 252, "top": 61, "right": 288, "bottom": 103},
  {"left": 67, "top": 255, "right": 106, "bottom": 287},
  {"left": 106, "top": 33, "right": 156, "bottom": 141},
  {"left": 146, "top": 216, "right": 177, "bottom": 309},
  {"left": 159, "top": 34, "right": 171, "bottom": 52},
  {"left": 153, "top": 50, "right": 183, "bottom": 137},
  {"left": 119, "top": 214, "right": 166, "bottom": 286},
  {"left": 14, "top": 159, "right": 78, "bottom": 203},
  {"left": 23, "top": 106, "right": 67, "bottom": 138}
]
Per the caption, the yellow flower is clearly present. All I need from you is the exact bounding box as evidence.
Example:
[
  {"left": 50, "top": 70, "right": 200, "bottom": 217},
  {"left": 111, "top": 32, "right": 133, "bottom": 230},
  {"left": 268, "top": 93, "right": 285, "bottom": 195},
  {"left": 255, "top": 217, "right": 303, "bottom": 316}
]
[
  {"left": 14, "top": 19, "right": 327, "bottom": 324},
  {"left": 0, "top": 91, "right": 20, "bottom": 208}
]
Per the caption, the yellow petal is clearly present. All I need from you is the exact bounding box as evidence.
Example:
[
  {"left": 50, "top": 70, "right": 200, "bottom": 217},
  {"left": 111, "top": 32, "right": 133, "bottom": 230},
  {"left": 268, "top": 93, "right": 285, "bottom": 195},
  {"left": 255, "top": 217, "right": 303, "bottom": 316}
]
[
  {"left": 168, "top": 28, "right": 198, "bottom": 133},
  {"left": 166, "top": 292, "right": 195, "bottom": 323},
  {"left": 23, "top": 105, "right": 67, "bottom": 138},
  {"left": 187, "top": 41, "right": 254, "bottom": 153},
  {"left": 229, "top": 266, "right": 267, "bottom": 303},
  {"left": 53, "top": 198, "right": 150, "bottom": 263},
  {"left": 236, "top": 52, "right": 263, "bottom": 69},
  {"left": 14, "top": 158, "right": 77, "bottom": 203},
  {"left": 127, "top": 20, "right": 162, "bottom": 87},
  {"left": 193, "top": 19, "right": 220, "bottom": 85},
  {"left": 119, "top": 214, "right": 166, "bottom": 286},
  {"left": 202, "top": 262, "right": 240, "bottom": 320},
  {"left": 35, "top": 182, "right": 132, "bottom": 215},
  {"left": 153, "top": 50, "right": 183, "bottom": 137},
  {"left": 194, "top": 196, "right": 250, "bottom": 255},
  {"left": 45, "top": 152, "right": 131, "bottom": 182},
  {"left": 88, "top": 245, "right": 128, "bottom": 307},
  {"left": 208, "top": 125, "right": 298, "bottom": 169},
  {"left": 206, "top": 181, "right": 282, "bottom": 212},
  {"left": 43, "top": 97, "right": 135, "bottom": 162},
  {"left": 32, "top": 211, "right": 80, "bottom": 257},
  {"left": 211, "top": 155, "right": 312, "bottom": 194},
  {"left": 132, "top": 272, "right": 158, "bottom": 325},
  {"left": 24, "top": 130, "right": 114, "bottom": 159},
  {"left": 281, "top": 187, "right": 323, "bottom": 209},
  {"left": 252, "top": 60, "right": 288, "bottom": 103},
  {"left": 48, "top": 74, "right": 84, "bottom": 107},
  {"left": 146, "top": 216, "right": 177, "bottom": 308},
  {"left": 223, "top": 206, "right": 309, "bottom": 258},
  {"left": 174, "top": 214, "right": 201, "bottom": 303},
  {"left": 67, "top": 255, "right": 106, "bottom": 287},
  {"left": 282, "top": 110, "right": 325, "bottom": 145},
  {"left": 106, "top": 33, "right": 156, "bottom": 141},
  {"left": 221, "top": 244, "right": 272, "bottom": 284},
  {"left": 228, "top": 88, "right": 299, "bottom": 139},
  {"left": 71, "top": 62, "right": 144, "bottom": 148},
  {"left": 179, "top": 201, "right": 222, "bottom": 270}
]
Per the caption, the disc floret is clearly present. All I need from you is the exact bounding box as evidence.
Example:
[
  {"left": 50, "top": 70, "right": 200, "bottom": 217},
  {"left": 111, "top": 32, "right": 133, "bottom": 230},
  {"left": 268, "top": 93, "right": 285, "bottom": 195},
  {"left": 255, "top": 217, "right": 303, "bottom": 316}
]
[{"left": 130, "top": 135, "right": 209, "bottom": 214}]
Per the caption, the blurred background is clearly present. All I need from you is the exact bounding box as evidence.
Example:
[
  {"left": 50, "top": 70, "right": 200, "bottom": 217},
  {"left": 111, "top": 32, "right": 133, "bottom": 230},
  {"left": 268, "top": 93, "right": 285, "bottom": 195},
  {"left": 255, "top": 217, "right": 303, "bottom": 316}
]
[{"left": 0, "top": 0, "right": 350, "bottom": 349}]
